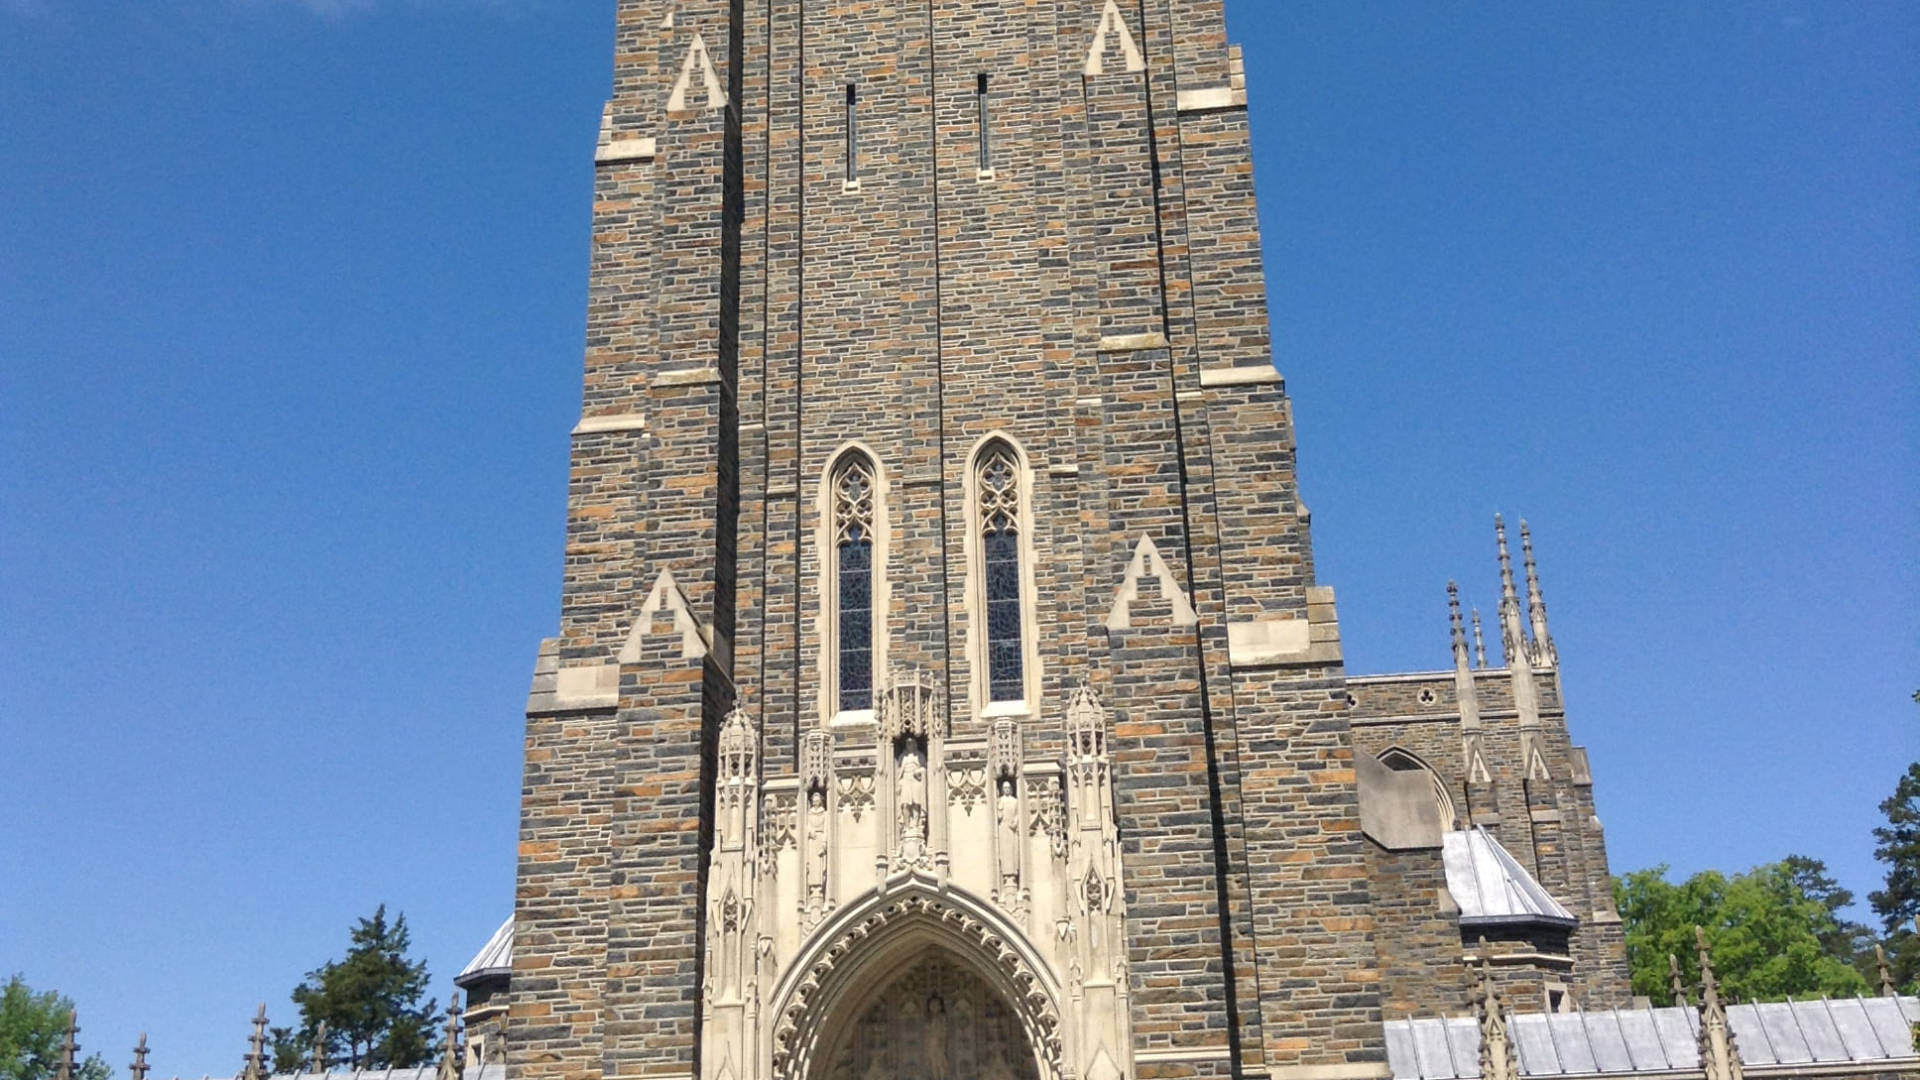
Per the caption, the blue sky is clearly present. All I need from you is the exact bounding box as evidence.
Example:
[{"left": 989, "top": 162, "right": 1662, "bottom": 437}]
[{"left": 1, "top": 1, "right": 1913, "bottom": 1076}]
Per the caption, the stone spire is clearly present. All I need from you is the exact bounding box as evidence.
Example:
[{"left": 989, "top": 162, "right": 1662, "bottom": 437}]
[
  {"left": 130, "top": 1034, "right": 151, "bottom": 1080},
  {"left": 1668, "top": 953, "right": 1689, "bottom": 1006},
  {"left": 1495, "top": 515, "right": 1526, "bottom": 668},
  {"left": 1520, "top": 520, "right": 1557, "bottom": 668},
  {"left": 1449, "top": 581, "right": 1469, "bottom": 668},
  {"left": 435, "top": 994, "right": 464, "bottom": 1080},
  {"left": 1694, "top": 928, "right": 1744, "bottom": 1080},
  {"left": 1475, "top": 961, "right": 1517, "bottom": 1080},
  {"left": 1472, "top": 609, "right": 1487, "bottom": 670},
  {"left": 1877, "top": 944, "right": 1897, "bottom": 997},
  {"left": 311, "top": 1022, "right": 328, "bottom": 1074},
  {"left": 55, "top": 1012, "right": 78, "bottom": 1080},
  {"left": 241, "top": 1005, "right": 270, "bottom": 1080}
]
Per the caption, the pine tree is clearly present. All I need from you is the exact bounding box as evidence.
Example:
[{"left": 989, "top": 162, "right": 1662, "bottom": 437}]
[
  {"left": 278, "top": 907, "right": 437, "bottom": 1070},
  {"left": 1870, "top": 760, "right": 1920, "bottom": 993}
]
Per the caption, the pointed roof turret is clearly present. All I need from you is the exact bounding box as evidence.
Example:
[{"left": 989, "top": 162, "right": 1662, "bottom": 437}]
[
  {"left": 1472, "top": 609, "right": 1488, "bottom": 670},
  {"left": 1495, "top": 515, "right": 1526, "bottom": 667},
  {"left": 1694, "top": 928, "right": 1745, "bottom": 1080},
  {"left": 131, "top": 1034, "right": 151, "bottom": 1080},
  {"left": 240, "top": 1005, "right": 270, "bottom": 1080},
  {"left": 311, "top": 1022, "right": 328, "bottom": 1074},
  {"left": 1475, "top": 960, "right": 1517, "bottom": 1080},
  {"left": 435, "top": 994, "right": 464, "bottom": 1080},
  {"left": 1668, "top": 953, "right": 1689, "bottom": 1006},
  {"left": 1520, "top": 520, "right": 1558, "bottom": 668},
  {"left": 55, "top": 1012, "right": 78, "bottom": 1080},
  {"left": 1449, "top": 581, "right": 1469, "bottom": 669},
  {"left": 1876, "top": 944, "right": 1896, "bottom": 997}
]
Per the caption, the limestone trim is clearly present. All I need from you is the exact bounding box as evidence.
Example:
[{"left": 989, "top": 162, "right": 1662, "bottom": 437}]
[
  {"left": 665, "top": 29, "right": 727, "bottom": 114},
  {"left": 962, "top": 433, "right": 1043, "bottom": 722},
  {"left": 1133, "top": 1048, "right": 1233, "bottom": 1064},
  {"left": 1096, "top": 331, "right": 1168, "bottom": 353},
  {"left": 1103, "top": 535, "right": 1197, "bottom": 631},
  {"left": 1175, "top": 86, "right": 1248, "bottom": 113},
  {"left": 766, "top": 875, "right": 1066, "bottom": 1080},
  {"left": 814, "top": 444, "right": 893, "bottom": 728},
  {"left": 1082, "top": 0, "right": 1146, "bottom": 77},
  {"left": 571, "top": 412, "right": 648, "bottom": 435},
  {"left": 619, "top": 567, "right": 711, "bottom": 662},
  {"left": 1197, "top": 364, "right": 1281, "bottom": 387}
]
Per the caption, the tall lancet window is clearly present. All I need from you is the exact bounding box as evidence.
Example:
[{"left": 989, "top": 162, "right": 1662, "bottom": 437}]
[
  {"left": 834, "top": 455, "right": 877, "bottom": 713},
  {"left": 978, "top": 444, "right": 1025, "bottom": 703}
]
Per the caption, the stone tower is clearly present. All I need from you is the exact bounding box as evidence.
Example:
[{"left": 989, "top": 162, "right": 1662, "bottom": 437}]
[{"left": 508, "top": 7, "right": 1626, "bottom": 1080}]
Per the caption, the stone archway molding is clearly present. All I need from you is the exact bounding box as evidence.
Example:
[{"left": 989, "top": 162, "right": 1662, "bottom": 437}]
[{"left": 767, "top": 870, "right": 1067, "bottom": 1080}]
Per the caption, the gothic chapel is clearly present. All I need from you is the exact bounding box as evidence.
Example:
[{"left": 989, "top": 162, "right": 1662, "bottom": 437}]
[{"left": 476, "top": 5, "right": 1852, "bottom": 1080}]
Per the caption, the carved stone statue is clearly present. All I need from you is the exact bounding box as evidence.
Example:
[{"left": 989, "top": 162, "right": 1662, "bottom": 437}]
[
  {"left": 923, "top": 996, "right": 949, "bottom": 1080},
  {"left": 996, "top": 777, "right": 1021, "bottom": 895},
  {"left": 897, "top": 744, "right": 928, "bottom": 863},
  {"left": 804, "top": 787, "right": 829, "bottom": 907}
]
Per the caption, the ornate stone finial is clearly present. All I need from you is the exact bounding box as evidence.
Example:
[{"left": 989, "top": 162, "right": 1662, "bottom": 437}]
[
  {"left": 130, "top": 1033, "right": 151, "bottom": 1080},
  {"left": 310, "top": 1021, "right": 328, "bottom": 1074},
  {"left": 1668, "top": 953, "right": 1689, "bottom": 1006},
  {"left": 1495, "top": 516, "right": 1526, "bottom": 668},
  {"left": 241, "top": 1004, "right": 270, "bottom": 1080},
  {"left": 1475, "top": 961, "right": 1517, "bottom": 1080},
  {"left": 1520, "top": 521, "right": 1557, "bottom": 668},
  {"left": 1471, "top": 609, "right": 1488, "bottom": 669},
  {"left": 1448, "top": 581, "right": 1469, "bottom": 667},
  {"left": 435, "top": 994, "right": 463, "bottom": 1080},
  {"left": 1877, "top": 944, "right": 1897, "bottom": 997},
  {"left": 1694, "top": 928, "right": 1744, "bottom": 1080},
  {"left": 55, "top": 1011, "right": 78, "bottom": 1080}
]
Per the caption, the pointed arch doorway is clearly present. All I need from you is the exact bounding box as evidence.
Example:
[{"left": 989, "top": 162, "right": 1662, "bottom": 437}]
[
  {"left": 814, "top": 952, "right": 1043, "bottom": 1080},
  {"left": 768, "top": 880, "right": 1065, "bottom": 1080}
]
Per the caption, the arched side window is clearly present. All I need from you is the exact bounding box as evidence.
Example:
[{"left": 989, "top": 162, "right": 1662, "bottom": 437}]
[
  {"left": 965, "top": 436, "right": 1040, "bottom": 717},
  {"left": 1379, "top": 748, "right": 1459, "bottom": 831},
  {"left": 978, "top": 445, "right": 1024, "bottom": 703},
  {"left": 832, "top": 454, "right": 878, "bottom": 714}
]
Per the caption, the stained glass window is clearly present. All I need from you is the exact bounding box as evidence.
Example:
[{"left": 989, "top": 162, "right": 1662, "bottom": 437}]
[
  {"left": 834, "top": 457, "right": 876, "bottom": 713},
  {"left": 978, "top": 445, "right": 1024, "bottom": 703}
]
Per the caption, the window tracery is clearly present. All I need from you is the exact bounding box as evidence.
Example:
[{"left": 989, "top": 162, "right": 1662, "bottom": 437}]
[
  {"left": 834, "top": 455, "right": 878, "bottom": 714},
  {"left": 977, "top": 444, "right": 1024, "bottom": 704}
]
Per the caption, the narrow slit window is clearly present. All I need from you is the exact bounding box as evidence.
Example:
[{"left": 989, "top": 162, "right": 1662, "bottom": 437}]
[
  {"left": 845, "top": 84, "right": 859, "bottom": 183},
  {"left": 834, "top": 457, "right": 876, "bottom": 712},
  {"left": 978, "top": 445, "right": 1024, "bottom": 703},
  {"left": 976, "top": 74, "right": 991, "bottom": 172}
]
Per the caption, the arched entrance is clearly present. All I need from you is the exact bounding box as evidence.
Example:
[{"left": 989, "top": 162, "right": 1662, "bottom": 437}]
[
  {"left": 814, "top": 952, "right": 1043, "bottom": 1080},
  {"left": 768, "top": 878, "right": 1064, "bottom": 1080}
]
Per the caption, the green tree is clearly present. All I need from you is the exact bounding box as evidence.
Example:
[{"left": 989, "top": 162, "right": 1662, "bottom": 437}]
[
  {"left": 1870, "top": 760, "right": 1920, "bottom": 993},
  {"left": 0, "top": 977, "right": 111, "bottom": 1080},
  {"left": 1781, "top": 854, "right": 1877, "bottom": 976},
  {"left": 1616, "top": 861, "right": 1871, "bottom": 1005},
  {"left": 273, "top": 907, "right": 437, "bottom": 1070}
]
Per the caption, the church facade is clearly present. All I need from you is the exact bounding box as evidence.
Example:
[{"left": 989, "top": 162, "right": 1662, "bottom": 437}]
[{"left": 490, "top": 5, "right": 1914, "bottom": 1080}]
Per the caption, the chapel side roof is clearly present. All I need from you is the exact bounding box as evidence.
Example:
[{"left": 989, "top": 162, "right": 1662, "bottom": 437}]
[
  {"left": 264, "top": 1067, "right": 505, "bottom": 1080},
  {"left": 454, "top": 917, "right": 514, "bottom": 988},
  {"left": 1443, "top": 827, "right": 1578, "bottom": 928},
  {"left": 1385, "top": 996, "right": 1920, "bottom": 1079}
]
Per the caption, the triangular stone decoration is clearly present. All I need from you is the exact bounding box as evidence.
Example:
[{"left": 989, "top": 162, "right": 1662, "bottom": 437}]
[
  {"left": 667, "top": 30, "right": 727, "bottom": 113},
  {"left": 1466, "top": 740, "right": 1493, "bottom": 785},
  {"left": 620, "top": 567, "right": 710, "bottom": 662},
  {"left": 1105, "top": 535, "right": 1197, "bottom": 631},
  {"left": 1083, "top": 0, "right": 1146, "bottom": 76},
  {"left": 1526, "top": 743, "right": 1552, "bottom": 782}
]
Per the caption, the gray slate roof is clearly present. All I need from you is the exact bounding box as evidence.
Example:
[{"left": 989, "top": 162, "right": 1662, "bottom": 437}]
[
  {"left": 1442, "top": 828, "right": 1577, "bottom": 927},
  {"left": 1386, "top": 997, "right": 1920, "bottom": 1079},
  {"left": 455, "top": 918, "right": 514, "bottom": 987},
  {"left": 222, "top": 1068, "right": 503, "bottom": 1080}
]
